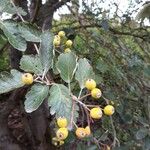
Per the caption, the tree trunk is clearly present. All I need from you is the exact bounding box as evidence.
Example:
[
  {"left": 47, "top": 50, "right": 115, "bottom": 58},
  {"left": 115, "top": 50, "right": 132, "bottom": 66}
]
[{"left": 0, "top": 0, "right": 70, "bottom": 149}]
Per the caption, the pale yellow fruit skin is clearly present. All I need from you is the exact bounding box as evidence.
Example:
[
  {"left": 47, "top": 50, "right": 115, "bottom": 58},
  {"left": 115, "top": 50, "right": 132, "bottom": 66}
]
[
  {"left": 91, "top": 88, "right": 102, "bottom": 99},
  {"left": 75, "top": 128, "right": 86, "bottom": 138},
  {"left": 85, "top": 79, "right": 96, "bottom": 90},
  {"left": 85, "top": 126, "right": 91, "bottom": 136},
  {"left": 54, "top": 35, "right": 61, "bottom": 40},
  {"left": 53, "top": 38, "right": 60, "bottom": 46},
  {"left": 58, "top": 31, "right": 65, "bottom": 38},
  {"left": 66, "top": 40, "right": 73, "bottom": 47},
  {"left": 22, "top": 73, "right": 33, "bottom": 85},
  {"left": 57, "top": 117, "right": 68, "bottom": 128},
  {"left": 56, "top": 128, "right": 68, "bottom": 140},
  {"left": 59, "top": 140, "right": 65, "bottom": 146},
  {"left": 90, "top": 107, "right": 102, "bottom": 119},
  {"left": 104, "top": 105, "right": 115, "bottom": 116},
  {"left": 52, "top": 137, "right": 65, "bottom": 146},
  {"left": 64, "top": 48, "right": 71, "bottom": 53}
]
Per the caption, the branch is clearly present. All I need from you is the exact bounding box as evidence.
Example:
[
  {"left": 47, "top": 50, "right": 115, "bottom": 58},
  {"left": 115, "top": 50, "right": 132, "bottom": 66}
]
[
  {"left": 30, "top": 0, "right": 41, "bottom": 23},
  {"left": 52, "top": 0, "right": 71, "bottom": 11}
]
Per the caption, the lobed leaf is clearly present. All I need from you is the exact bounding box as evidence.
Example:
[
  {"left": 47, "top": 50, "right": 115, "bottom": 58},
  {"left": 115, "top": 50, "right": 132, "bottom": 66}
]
[
  {"left": 19, "top": 23, "right": 41, "bottom": 42},
  {"left": 39, "top": 31, "right": 54, "bottom": 74},
  {"left": 0, "top": 20, "right": 27, "bottom": 51},
  {"left": 0, "top": 69, "right": 24, "bottom": 94},
  {"left": 24, "top": 83, "right": 49, "bottom": 113},
  {"left": 20, "top": 55, "right": 43, "bottom": 75},
  {"left": 75, "top": 58, "right": 95, "bottom": 89},
  {"left": 0, "top": 0, "right": 27, "bottom": 16},
  {"left": 48, "top": 84, "right": 79, "bottom": 123},
  {"left": 56, "top": 52, "right": 77, "bottom": 83}
]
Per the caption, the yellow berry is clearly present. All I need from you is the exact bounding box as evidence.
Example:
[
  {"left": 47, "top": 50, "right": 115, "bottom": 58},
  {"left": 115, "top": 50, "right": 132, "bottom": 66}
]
[
  {"left": 52, "top": 137, "right": 58, "bottom": 141},
  {"left": 64, "top": 48, "right": 71, "bottom": 53},
  {"left": 53, "top": 38, "right": 60, "bottom": 46},
  {"left": 59, "top": 140, "right": 65, "bottom": 146},
  {"left": 85, "top": 126, "right": 91, "bottom": 136},
  {"left": 52, "top": 137, "right": 65, "bottom": 146},
  {"left": 90, "top": 107, "right": 102, "bottom": 119},
  {"left": 91, "top": 88, "right": 102, "bottom": 99},
  {"left": 75, "top": 128, "right": 86, "bottom": 138},
  {"left": 57, "top": 117, "right": 68, "bottom": 128},
  {"left": 56, "top": 128, "right": 68, "bottom": 140},
  {"left": 22, "top": 73, "right": 33, "bottom": 85},
  {"left": 104, "top": 105, "right": 115, "bottom": 116},
  {"left": 53, "top": 141, "right": 58, "bottom": 146},
  {"left": 54, "top": 35, "right": 61, "bottom": 40},
  {"left": 66, "top": 40, "right": 73, "bottom": 47},
  {"left": 85, "top": 79, "right": 96, "bottom": 90},
  {"left": 58, "top": 31, "right": 65, "bottom": 38}
]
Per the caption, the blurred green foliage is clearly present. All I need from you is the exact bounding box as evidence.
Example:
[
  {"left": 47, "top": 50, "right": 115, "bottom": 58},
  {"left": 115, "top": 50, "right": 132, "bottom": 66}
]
[
  {"left": 0, "top": 34, "right": 9, "bottom": 71},
  {"left": 52, "top": 14, "right": 150, "bottom": 149}
]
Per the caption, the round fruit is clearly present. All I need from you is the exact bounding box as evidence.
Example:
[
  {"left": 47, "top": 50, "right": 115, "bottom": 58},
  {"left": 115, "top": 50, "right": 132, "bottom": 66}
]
[
  {"left": 64, "top": 48, "right": 71, "bottom": 53},
  {"left": 90, "top": 107, "right": 102, "bottom": 119},
  {"left": 85, "top": 79, "right": 96, "bottom": 90},
  {"left": 56, "top": 128, "right": 68, "bottom": 140},
  {"left": 85, "top": 126, "right": 91, "bottom": 136},
  {"left": 75, "top": 128, "right": 86, "bottom": 138},
  {"left": 22, "top": 73, "right": 33, "bottom": 85},
  {"left": 91, "top": 88, "right": 102, "bottom": 99},
  {"left": 58, "top": 31, "right": 65, "bottom": 38},
  {"left": 53, "top": 38, "right": 60, "bottom": 46},
  {"left": 66, "top": 40, "right": 73, "bottom": 47},
  {"left": 59, "top": 140, "right": 65, "bottom": 146},
  {"left": 57, "top": 117, "right": 68, "bottom": 128},
  {"left": 54, "top": 35, "right": 61, "bottom": 40},
  {"left": 104, "top": 105, "right": 115, "bottom": 116}
]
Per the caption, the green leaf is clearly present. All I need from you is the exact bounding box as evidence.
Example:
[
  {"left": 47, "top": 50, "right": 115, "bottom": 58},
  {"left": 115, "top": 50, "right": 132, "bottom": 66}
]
[
  {"left": 0, "top": 34, "right": 7, "bottom": 49},
  {"left": 39, "top": 31, "right": 54, "bottom": 74},
  {"left": 0, "top": 20, "right": 27, "bottom": 51},
  {"left": 0, "top": 69, "right": 24, "bottom": 94},
  {"left": 20, "top": 55, "right": 43, "bottom": 75},
  {"left": 143, "top": 136, "right": 150, "bottom": 150},
  {"left": 48, "top": 84, "right": 79, "bottom": 123},
  {"left": 75, "top": 58, "right": 95, "bottom": 89},
  {"left": 56, "top": 52, "right": 77, "bottom": 83},
  {"left": 144, "top": 65, "right": 150, "bottom": 79},
  {"left": 99, "top": 131, "right": 109, "bottom": 141},
  {"left": 24, "top": 84, "right": 49, "bottom": 113},
  {"left": 0, "top": 0, "right": 27, "bottom": 16},
  {"left": 96, "top": 59, "right": 109, "bottom": 73},
  {"left": 136, "top": 128, "right": 148, "bottom": 140},
  {"left": 19, "top": 23, "right": 41, "bottom": 42}
]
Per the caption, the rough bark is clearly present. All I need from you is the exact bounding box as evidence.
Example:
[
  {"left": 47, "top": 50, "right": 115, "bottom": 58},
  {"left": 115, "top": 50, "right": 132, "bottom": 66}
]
[{"left": 1, "top": 0, "right": 70, "bottom": 150}]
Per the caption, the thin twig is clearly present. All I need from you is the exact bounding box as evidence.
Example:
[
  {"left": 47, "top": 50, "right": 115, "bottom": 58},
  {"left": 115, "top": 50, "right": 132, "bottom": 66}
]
[
  {"left": 74, "top": 98, "right": 90, "bottom": 111},
  {"left": 70, "top": 96, "right": 76, "bottom": 129},
  {"left": 33, "top": 44, "right": 39, "bottom": 54},
  {"left": 73, "top": 121, "right": 78, "bottom": 128},
  {"left": 79, "top": 93, "right": 91, "bottom": 101},
  {"left": 10, "top": 0, "right": 25, "bottom": 22},
  {"left": 78, "top": 89, "right": 83, "bottom": 99},
  {"left": 110, "top": 116, "right": 120, "bottom": 147}
]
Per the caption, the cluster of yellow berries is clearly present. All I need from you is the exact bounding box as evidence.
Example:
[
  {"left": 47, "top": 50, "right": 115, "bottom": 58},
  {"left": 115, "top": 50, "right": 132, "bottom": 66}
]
[
  {"left": 85, "top": 79, "right": 102, "bottom": 99},
  {"left": 54, "top": 117, "right": 68, "bottom": 145},
  {"left": 53, "top": 31, "right": 73, "bottom": 53},
  {"left": 53, "top": 117, "right": 92, "bottom": 146},
  {"left": 85, "top": 79, "right": 115, "bottom": 119}
]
